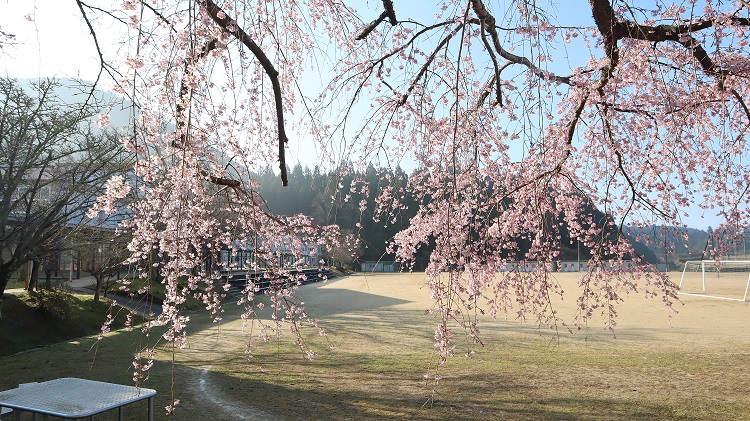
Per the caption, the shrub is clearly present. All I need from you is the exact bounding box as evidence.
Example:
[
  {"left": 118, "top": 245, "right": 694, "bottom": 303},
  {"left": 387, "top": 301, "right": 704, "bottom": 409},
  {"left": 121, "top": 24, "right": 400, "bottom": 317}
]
[{"left": 27, "top": 289, "right": 74, "bottom": 320}]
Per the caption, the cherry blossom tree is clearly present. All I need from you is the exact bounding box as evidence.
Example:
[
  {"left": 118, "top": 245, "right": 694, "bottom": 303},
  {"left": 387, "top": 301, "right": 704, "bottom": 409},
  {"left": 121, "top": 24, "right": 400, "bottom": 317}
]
[{"left": 74, "top": 0, "right": 750, "bottom": 395}]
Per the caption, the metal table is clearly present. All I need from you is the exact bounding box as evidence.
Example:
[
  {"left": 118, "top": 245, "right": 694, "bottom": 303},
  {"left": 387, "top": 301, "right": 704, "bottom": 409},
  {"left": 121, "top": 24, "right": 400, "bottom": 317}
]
[{"left": 0, "top": 378, "right": 156, "bottom": 420}]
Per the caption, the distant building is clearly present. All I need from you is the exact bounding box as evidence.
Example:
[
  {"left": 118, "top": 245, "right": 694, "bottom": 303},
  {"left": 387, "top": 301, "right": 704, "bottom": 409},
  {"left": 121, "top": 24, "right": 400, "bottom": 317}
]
[
  {"left": 1, "top": 164, "right": 125, "bottom": 284},
  {"left": 559, "top": 261, "right": 588, "bottom": 272},
  {"left": 218, "top": 237, "right": 322, "bottom": 271}
]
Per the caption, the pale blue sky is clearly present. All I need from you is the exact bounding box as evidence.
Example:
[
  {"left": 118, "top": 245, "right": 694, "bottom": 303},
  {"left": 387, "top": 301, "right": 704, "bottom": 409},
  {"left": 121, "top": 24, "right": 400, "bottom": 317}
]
[
  {"left": 1, "top": 1, "right": 108, "bottom": 83},
  {"left": 0, "top": 1, "right": 727, "bottom": 230}
]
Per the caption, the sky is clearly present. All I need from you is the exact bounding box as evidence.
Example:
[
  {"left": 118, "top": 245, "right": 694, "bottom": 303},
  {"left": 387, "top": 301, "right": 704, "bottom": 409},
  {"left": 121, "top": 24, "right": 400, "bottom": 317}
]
[
  {"left": 0, "top": 1, "right": 729, "bottom": 230},
  {"left": 1, "top": 1, "right": 108, "bottom": 84}
]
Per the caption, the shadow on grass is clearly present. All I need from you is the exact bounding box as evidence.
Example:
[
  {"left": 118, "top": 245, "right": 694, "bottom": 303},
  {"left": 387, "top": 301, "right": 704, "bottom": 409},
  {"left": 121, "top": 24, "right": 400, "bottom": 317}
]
[
  {"left": 172, "top": 362, "right": 700, "bottom": 421},
  {"left": 0, "top": 328, "right": 174, "bottom": 421},
  {"left": 0, "top": 292, "right": 141, "bottom": 358},
  {"left": 296, "top": 287, "right": 411, "bottom": 319},
  {"left": 0, "top": 335, "right": 718, "bottom": 421}
]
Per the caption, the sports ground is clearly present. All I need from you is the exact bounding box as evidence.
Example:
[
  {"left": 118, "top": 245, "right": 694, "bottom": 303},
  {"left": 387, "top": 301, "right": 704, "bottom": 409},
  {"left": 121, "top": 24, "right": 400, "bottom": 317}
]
[{"left": 2, "top": 271, "right": 749, "bottom": 420}]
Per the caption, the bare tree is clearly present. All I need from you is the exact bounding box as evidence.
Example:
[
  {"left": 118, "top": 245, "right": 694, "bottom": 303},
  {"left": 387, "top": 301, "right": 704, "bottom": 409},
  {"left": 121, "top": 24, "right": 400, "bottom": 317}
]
[
  {"left": 0, "top": 26, "right": 16, "bottom": 53},
  {"left": 0, "top": 78, "right": 130, "bottom": 313},
  {"left": 72, "top": 227, "right": 131, "bottom": 302}
]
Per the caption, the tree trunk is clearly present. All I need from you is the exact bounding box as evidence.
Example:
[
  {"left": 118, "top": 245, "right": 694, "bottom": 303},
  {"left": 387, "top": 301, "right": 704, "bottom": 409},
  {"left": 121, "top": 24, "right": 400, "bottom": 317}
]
[
  {"left": 94, "top": 272, "right": 103, "bottom": 302},
  {"left": 0, "top": 262, "right": 14, "bottom": 297},
  {"left": 0, "top": 262, "right": 15, "bottom": 320},
  {"left": 27, "top": 260, "right": 40, "bottom": 292},
  {"left": 44, "top": 267, "right": 53, "bottom": 290}
]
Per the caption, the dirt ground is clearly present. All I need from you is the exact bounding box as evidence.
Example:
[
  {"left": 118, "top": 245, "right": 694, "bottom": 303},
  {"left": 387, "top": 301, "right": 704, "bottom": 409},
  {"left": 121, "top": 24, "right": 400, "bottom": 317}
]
[
  {"left": 179, "top": 270, "right": 750, "bottom": 353},
  {"left": 164, "top": 271, "right": 750, "bottom": 420}
]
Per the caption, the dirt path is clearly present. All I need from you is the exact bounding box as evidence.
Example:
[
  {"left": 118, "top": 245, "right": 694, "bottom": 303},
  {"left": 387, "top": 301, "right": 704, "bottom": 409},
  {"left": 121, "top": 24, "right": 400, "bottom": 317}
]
[{"left": 186, "top": 368, "right": 281, "bottom": 421}]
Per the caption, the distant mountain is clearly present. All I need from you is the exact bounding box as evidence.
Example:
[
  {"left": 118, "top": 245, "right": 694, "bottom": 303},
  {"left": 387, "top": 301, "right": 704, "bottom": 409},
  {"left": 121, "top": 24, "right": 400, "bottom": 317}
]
[
  {"left": 15, "top": 77, "right": 133, "bottom": 129},
  {"left": 624, "top": 225, "right": 710, "bottom": 261},
  {"left": 624, "top": 232, "right": 660, "bottom": 264}
]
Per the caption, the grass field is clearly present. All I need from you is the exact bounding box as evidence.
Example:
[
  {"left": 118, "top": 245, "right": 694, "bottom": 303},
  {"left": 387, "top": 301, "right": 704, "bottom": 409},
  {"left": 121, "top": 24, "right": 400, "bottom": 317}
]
[
  {"left": 0, "top": 291, "right": 138, "bottom": 357},
  {"left": 1, "top": 272, "right": 749, "bottom": 420}
]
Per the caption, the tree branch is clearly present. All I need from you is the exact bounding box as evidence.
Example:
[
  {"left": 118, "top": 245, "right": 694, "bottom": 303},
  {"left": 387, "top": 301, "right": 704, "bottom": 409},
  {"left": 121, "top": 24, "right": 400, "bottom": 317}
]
[
  {"left": 201, "top": 0, "right": 289, "bottom": 186},
  {"left": 587, "top": 0, "right": 620, "bottom": 88},
  {"left": 479, "top": 19, "right": 503, "bottom": 106},
  {"left": 356, "top": 0, "right": 398, "bottom": 40},
  {"left": 174, "top": 39, "right": 249, "bottom": 191},
  {"left": 398, "top": 26, "right": 461, "bottom": 106},
  {"left": 174, "top": 38, "right": 218, "bottom": 148},
  {"left": 75, "top": 1, "right": 122, "bottom": 107},
  {"left": 470, "top": 0, "right": 573, "bottom": 86},
  {"left": 356, "top": 12, "right": 388, "bottom": 40},
  {"left": 589, "top": 0, "right": 750, "bottom": 83},
  {"left": 141, "top": 1, "right": 176, "bottom": 31},
  {"left": 732, "top": 88, "right": 750, "bottom": 122},
  {"left": 382, "top": 0, "right": 397, "bottom": 26}
]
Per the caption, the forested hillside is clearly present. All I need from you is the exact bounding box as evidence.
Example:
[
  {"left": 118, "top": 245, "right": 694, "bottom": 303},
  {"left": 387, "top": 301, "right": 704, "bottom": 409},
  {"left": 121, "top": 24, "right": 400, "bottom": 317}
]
[
  {"left": 625, "top": 226, "right": 711, "bottom": 259},
  {"left": 254, "top": 164, "right": 661, "bottom": 269},
  {"left": 254, "top": 164, "right": 419, "bottom": 268}
]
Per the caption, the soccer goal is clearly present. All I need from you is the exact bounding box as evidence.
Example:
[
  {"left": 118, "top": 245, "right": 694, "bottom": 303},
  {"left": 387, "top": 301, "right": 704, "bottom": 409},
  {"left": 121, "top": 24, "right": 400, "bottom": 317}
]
[{"left": 679, "top": 260, "right": 750, "bottom": 301}]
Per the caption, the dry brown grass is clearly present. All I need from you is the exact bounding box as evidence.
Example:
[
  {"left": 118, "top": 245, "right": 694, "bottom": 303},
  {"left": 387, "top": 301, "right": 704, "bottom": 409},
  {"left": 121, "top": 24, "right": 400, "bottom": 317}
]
[{"left": 2, "top": 272, "right": 750, "bottom": 420}]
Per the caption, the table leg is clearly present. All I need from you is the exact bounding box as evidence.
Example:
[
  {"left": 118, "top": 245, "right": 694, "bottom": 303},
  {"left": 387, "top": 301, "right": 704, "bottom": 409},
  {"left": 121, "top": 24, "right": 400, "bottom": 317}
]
[
  {"left": 148, "top": 396, "right": 154, "bottom": 421},
  {"left": 13, "top": 410, "right": 21, "bottom": 421},
  {"left": 118, "top": 405, "right": 123, "bottom": 421}
]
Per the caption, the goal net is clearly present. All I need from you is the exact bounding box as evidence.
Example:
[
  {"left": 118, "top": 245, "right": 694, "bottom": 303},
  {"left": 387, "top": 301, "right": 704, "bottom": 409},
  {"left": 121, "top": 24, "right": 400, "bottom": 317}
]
[{"left": 679, "top": 260, "right": 750, "bottom": 301}]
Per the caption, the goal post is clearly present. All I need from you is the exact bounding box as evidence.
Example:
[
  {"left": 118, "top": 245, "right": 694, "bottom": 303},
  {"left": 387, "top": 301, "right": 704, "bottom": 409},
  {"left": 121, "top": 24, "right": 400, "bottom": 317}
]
[{"left": 679, "top": 260, "right": 750, "bottom": 301}]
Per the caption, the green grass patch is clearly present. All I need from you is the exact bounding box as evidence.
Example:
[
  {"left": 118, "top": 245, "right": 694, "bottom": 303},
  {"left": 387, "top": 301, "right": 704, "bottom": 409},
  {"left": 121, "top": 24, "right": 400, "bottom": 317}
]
[
  {"left": 167, "top": 336, "right": 750, "bottom": 421},
  {"left": 193, "top": 338, "right": 750, "bottom": 420},
  {"left": 108, "top": 277, "right": 207, "bottom": 312},
  {"left": 5, "top": 278, "right": 26, "bottom": 290},
  {"left": 0, "top": 290, "right": 141, "bottom": 357}
]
